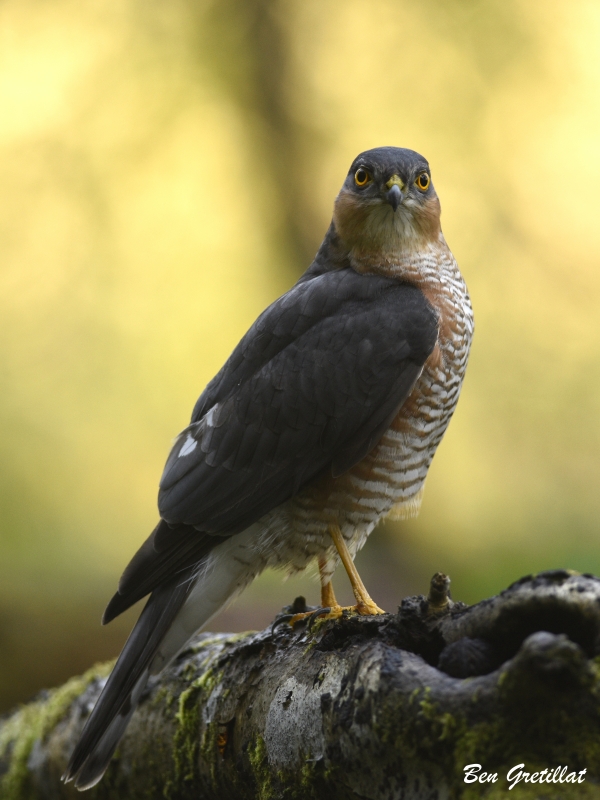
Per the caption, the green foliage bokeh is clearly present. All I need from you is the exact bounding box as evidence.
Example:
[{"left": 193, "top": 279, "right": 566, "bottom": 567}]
[{"left": 1, "top": 0, "right": 600, "bottom": 710}]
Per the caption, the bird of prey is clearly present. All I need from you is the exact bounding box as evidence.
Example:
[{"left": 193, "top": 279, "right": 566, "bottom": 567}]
[{"left": 63, "top": 146, "right": 474, "bottom": 789}]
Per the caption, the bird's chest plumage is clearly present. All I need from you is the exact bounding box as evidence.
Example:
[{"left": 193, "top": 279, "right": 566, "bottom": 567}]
[{"left": 260, "top": 244, "right": 473, "bottom": 571}]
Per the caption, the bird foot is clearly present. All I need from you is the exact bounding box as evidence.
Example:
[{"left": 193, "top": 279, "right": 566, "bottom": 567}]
[
  {"left": 354, "top": 600, "right": 387, "bottom": 616},
  {"left": 287, "top": 600, "right": 386, "bottom": 629}
]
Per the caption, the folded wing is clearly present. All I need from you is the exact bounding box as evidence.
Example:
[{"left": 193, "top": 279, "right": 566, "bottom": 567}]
[{"left": 159, "top": 268, "right": 438, "bottom": 534}]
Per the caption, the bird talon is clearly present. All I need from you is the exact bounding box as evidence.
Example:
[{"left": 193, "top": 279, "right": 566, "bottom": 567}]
[
  {"left": 273, "top": 600, "right": 385, "bottom": 635},
  {"left": 271, "top": 614, "right": 295, "bottom": 634},
  {"left": 271, "top": 605, "right": 335, "bottom": 633},
  {"left": 307, "top": 607, "right": 332, "bottom": 630},
  {"left": 288, "top": 607, "right": 329, "bottom": 629}
]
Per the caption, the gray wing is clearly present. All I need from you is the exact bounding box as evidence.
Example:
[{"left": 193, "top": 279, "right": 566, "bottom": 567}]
[
  {"left": 105, "top": 268, "right": 438, "bottom": 622},
  {"left": 159, "top": 269, "right": 437, "bottom": 531}
]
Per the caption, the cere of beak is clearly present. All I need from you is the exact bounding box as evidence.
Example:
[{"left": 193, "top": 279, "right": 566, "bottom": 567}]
[{"left": 386, "top": 183, "right": 403, "bottom": 211}]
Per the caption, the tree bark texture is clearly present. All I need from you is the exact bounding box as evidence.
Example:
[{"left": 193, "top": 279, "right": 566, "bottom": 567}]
[{"left": 2, "top": 570, "right": 600, "bottom": 799}]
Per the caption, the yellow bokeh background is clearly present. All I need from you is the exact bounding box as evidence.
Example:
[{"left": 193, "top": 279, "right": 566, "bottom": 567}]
[{"left": 2, "top": 0, "right": 600, "bottom": 710}]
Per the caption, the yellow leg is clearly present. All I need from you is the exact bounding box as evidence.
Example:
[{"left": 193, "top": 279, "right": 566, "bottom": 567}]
[
  {"left": 329, "top": 523, "right": 385, "bottom": 615},
  {"left": 286, "top": 530, "right": 385, "bottom": 628},
  {"left": 319, "top": 555, "right": 339, "bottom": 609},
  {"left": 287, "top": 557, "right": 342, "bottom": 627}
]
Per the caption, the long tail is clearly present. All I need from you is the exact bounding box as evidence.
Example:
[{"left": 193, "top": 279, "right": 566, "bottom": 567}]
[{"left": 63, "top": 535, "right": 255, "bottom": 790}]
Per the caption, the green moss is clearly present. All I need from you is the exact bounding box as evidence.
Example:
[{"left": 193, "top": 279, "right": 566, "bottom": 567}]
[
  {"left": 302, "top": 639, "right": 318, "bottom": 656},
  {"left": 181, "top": 662, "right": 197, "bottom": 682},
  {"left": 151, "top": 685, "right": 176, "bottom": 711},
  {"left": 372, "top": 671, "right": 600, "bottom": 800},
  {"left": 437, "top": 712, "right": 457, "bottom": 742},
  {"left": 454, "top": 705, "right": 600, "bottom": 775},
  {"left": 451, "top": 681, "right": 600, "bottom": 798},
  {"left": 164, "top": 665, "right": 225, "bottom": 799},
  {"left": 247, "top": 735, "right": 275, "bottom": 800},
  {"left": 173, "top": 685, "right": 202, "bottom": 785},
  {"left": 171, "top": 668, "right": 217, "bottom": 788},
  {"left": 408, "top": 687, "right": 421, "bottom": 705},
  {"left": 297, "top": 759, "right": 326, "bottom": 798},
  {"left": 0, "top": 660, "right": 113, "bottom": 800},
  {"left": 417, "top": 687, "right": 435, "bottom": 719}
]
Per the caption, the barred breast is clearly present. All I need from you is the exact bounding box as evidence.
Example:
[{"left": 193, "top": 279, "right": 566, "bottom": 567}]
[{"left": 258, "top": 238, "right": 473, "bottom": 576}]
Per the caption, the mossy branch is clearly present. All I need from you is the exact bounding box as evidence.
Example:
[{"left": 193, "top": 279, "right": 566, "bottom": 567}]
[{"left": 2, "top": 571, "right": 600, "bottom": 799}]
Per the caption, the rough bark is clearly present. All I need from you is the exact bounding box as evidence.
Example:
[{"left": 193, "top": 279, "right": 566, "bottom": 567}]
[{"left": 2, "top": 570, "right": 600, "bottom": 799}]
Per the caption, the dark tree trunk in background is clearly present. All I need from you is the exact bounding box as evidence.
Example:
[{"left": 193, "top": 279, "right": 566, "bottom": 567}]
[
  {"left": 193, "top": 0, "right": 327, "bottom": 278},
  {"left": 2, "top": 571, "right": 600, "bottom": 799}
]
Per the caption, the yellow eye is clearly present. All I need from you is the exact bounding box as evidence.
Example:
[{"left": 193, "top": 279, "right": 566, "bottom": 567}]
[
  {"left": 416, "top": 172, "right": 430, "bottom": 191},
  {"left": 354, "top": 168, "right": 371, "bottom": 187}
]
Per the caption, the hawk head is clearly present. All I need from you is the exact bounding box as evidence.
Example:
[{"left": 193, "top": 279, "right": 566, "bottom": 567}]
[{"left": 333, "top": 147, "right": 442, "bottom": 261}]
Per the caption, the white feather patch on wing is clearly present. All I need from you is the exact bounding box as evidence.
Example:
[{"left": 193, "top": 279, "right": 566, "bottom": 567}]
[{"left": 178, "top": 433, "right": 198, "bottom": 457}]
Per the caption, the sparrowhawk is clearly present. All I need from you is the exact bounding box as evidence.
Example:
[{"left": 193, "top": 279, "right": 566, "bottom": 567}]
[{"left": 64, "top": 146, "right": 474, "bottom": 789}]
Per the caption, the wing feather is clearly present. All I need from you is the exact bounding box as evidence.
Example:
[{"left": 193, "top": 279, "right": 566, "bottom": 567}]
[
  {"left": 109, "top": 268, "right": 438, "bottom": 618},
  {"left": 159, "top": 270, "right": 437, "bottom": 532}
]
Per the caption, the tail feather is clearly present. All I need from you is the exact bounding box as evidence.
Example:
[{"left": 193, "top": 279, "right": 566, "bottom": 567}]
[
  {"left": 68, "top": 672, "right": 148, "bottom": 791},
  {"left": 102, "top": 521, "right": 225, "bottom": 625},
  {"left": 63, "top": 568, "right": 194, "bottom": 789},
  {"left": 63, "top": 529, "right": 258, "bottom": 791}
]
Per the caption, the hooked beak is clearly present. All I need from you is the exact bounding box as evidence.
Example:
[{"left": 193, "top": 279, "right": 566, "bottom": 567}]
[{"left": 385, "top": 174, "right": 405, "bottom": 212}]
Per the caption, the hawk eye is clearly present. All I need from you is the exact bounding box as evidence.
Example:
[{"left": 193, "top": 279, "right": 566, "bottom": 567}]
[
  {"left": 416, "top": 172, "right": 430, "bottom": 191},
  {"left": 354, "top": 168, "right": 371, "bottom": 187}
]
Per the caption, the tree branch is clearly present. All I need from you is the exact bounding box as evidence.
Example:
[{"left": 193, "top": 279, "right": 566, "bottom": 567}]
[{"left": 2, "top": 571, "right": 600, "bottom": 799}]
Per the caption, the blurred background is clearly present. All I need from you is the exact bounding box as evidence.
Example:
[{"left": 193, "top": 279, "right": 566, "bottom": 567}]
[{"left": 2, "top": 0, "right": 600, "bottom": 713}]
